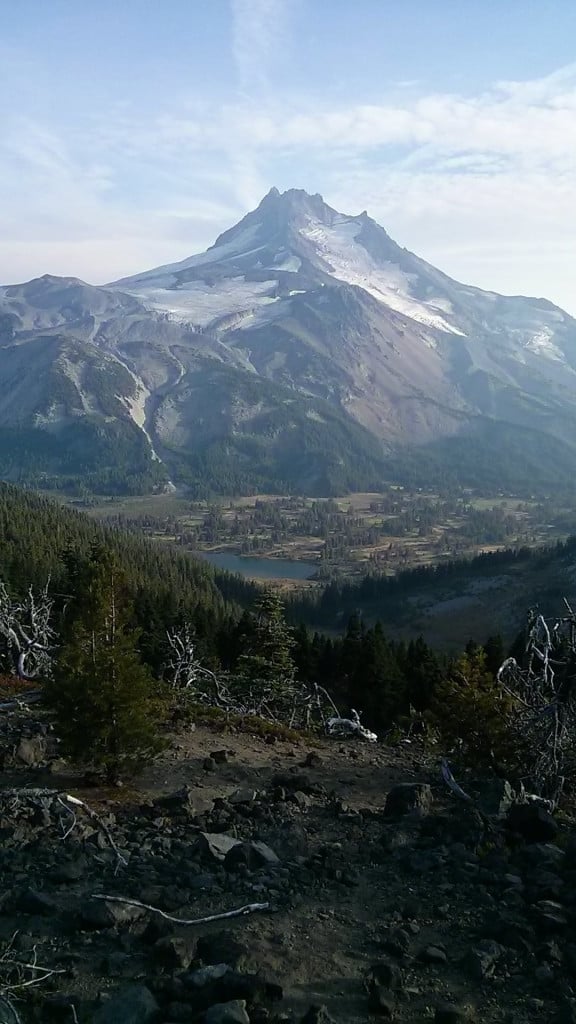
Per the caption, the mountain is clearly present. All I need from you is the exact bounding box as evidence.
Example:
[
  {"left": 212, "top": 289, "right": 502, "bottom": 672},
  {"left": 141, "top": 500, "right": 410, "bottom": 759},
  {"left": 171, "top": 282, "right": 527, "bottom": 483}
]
[{"left": 2, "top": 189, "right": 576, "bottom": 495}]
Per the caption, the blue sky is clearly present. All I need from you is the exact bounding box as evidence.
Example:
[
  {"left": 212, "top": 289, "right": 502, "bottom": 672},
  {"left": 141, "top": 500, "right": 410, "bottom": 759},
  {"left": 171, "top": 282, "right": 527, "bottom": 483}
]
[{"left": 1, "top": 0, "right": 575, "bottom": 311}]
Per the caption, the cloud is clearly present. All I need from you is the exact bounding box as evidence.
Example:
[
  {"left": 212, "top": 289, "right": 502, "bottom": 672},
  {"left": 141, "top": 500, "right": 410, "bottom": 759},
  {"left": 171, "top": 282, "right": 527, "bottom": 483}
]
[
  {"left": 230, "top": 0, "right": 292, "bottom": 94},
  {"left": 215, "top": 68, "right": 576, "bottom": 168},
  {"left": 228, "top": 0, "right": 296, "bottom": 209},
  {"left": 0, "top": 55, "right": 575, "bottom": 312}
]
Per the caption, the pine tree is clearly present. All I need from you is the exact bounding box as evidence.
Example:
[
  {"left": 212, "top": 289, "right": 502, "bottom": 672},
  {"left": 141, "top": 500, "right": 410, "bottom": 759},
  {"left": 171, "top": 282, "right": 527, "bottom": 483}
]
[
  {"left": 402, "top": 636, "right": 445, "bottom": 711},
  {"left": 236, "top": 589, "right": 295, "bottom": 692},
  {"left": 430, "top": 647, "right": 521, "bottom": 771},
  {"left": 45, "top": 552, "right": 165, "bottom": 782},
  {"left": 483, "top": 633, "right": 505, "bottom": 676},
  {"left": 348, "top": 623, "right": 406, "bottom": 729},
  {"left": 293, "top": 622, "right": 315, "bottom": 681}
]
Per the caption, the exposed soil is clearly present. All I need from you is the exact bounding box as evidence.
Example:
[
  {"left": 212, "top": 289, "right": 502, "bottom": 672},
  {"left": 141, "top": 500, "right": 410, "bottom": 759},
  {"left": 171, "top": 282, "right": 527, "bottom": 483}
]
[{"left": 0, "top": 715, "right": 575, "bottom": 1023}]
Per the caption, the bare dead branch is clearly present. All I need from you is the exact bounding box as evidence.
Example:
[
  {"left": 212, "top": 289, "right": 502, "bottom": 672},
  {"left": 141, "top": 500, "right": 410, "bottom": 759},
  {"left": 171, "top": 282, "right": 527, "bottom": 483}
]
[
  {"left": 497, "top": 604, "right": 576, "bottom": 803},
  {"left": 0, "top": 789, "right": 127, "bottom": 868},
  {"left": 0, "top": 691, "right": 43, "bottom": 712},
  {"left": 0, "top": 579, "right": 57, "bottom": 680},
  {"left": 0, "top": 931, "right": 65, "bottom": 1014},
  {"left": 0, "top": 995, "right": 22, "bottom": 1024},
  {"left": 165, "top": 628, "right": 345, "bottom": 734},
  {"left": 165, "top": 625, "right": 222, "bottom": 693},
  {"left": 90, "top": 894, "right": 270, "bottom": 925},
  {"left": 327, "top": 709, "right": 377, "bottom": 742}
]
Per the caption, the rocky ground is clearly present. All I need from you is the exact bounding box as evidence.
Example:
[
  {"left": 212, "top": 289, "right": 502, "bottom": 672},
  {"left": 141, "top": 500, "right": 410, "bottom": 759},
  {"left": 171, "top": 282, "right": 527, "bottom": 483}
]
[{"left": 1, "top": 710, "right": 576, "bottom": 1023}]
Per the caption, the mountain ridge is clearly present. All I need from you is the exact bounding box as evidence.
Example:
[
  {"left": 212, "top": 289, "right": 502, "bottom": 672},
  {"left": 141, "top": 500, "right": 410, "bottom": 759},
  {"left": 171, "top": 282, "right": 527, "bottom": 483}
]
[{"left": 2, "top": 187, "right": 576, "bottom": 496}]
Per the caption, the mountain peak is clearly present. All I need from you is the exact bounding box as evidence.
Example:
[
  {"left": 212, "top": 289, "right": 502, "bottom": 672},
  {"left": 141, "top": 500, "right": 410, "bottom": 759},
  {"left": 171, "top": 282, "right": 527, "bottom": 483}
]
[
  {"left": 247, "top": 187, "right": 341, "bottom": 242},
  {"left": 257, "top": 186, "right": 332, "bottom": 216}
]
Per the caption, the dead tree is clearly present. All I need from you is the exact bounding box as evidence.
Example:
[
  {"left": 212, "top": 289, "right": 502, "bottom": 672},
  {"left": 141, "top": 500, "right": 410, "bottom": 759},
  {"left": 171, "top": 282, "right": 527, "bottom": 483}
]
[
  {"left": 497, "top": 601, "right": 576, "bottom": 804},
  {"left": 0, "top": 580, "right": 57, "bottom": 681},
  {"left": 164, "top": 626, "right": 345, "bottom": 733},
  {"left": 165, "top": 625, "right": 230, "bottom": 705}
]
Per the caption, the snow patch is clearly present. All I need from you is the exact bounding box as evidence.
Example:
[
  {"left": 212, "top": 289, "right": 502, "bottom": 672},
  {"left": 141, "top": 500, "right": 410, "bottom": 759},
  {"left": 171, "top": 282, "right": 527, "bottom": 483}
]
[
  {"left": 524, "top": 327, "right": 566, "bottom": 363},
  {"left": 268, "top": 254, "right": 302, "bottom": 272},
  {"left": 121, "top": 379, "right": 163, "bottom": 461},
  {"left": 115, "top": 206, "right": 473, "bottom": 339},
  {"left": 133, "top": 277, "right": 280, "bottom": 328},
  {"left": 119, "top": 223, "right": 264, "bottom": 285},
  {"left": 299, "top": 216, "right": 467, "bottom": 336}
]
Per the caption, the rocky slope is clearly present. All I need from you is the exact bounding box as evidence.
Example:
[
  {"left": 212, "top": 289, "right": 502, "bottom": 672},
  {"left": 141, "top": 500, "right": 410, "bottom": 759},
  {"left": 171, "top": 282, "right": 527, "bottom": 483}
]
[
  {"left": 3, "top": 190, "right": 576, "bottom": 494},
  {"left": 1, "top": 711, "right": 575, "bottom": 1023}
]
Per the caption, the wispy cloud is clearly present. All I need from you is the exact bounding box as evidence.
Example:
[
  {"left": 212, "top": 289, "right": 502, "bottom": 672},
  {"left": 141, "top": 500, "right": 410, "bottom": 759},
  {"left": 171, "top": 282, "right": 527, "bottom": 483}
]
[
  {"left": 228, "top": 0, "right": 296, "bottom": 209},
  {"left": 231, "top": 0, "right": 292, "bottom": 95},
  {"left": 0, "top": 51, "right": 575, "bottom": 312}
]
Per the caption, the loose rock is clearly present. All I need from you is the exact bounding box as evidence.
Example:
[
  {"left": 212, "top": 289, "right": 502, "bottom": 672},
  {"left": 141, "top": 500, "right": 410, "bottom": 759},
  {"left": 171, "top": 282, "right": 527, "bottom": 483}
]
[
  {"left": 204, "top": 1001, "right": 251, "bottom": 1024},
  {"left": 92, "top": 984, "right": 158, "bottom": 1024},
  {"left": 384, "top": 783, "right": 433, "bottom": 818}
]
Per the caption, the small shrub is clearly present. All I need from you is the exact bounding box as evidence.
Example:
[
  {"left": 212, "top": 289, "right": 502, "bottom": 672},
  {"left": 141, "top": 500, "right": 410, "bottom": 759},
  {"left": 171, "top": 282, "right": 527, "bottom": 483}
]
[{"left": 430, "top": 648, "right": 528, "bottom": 774}]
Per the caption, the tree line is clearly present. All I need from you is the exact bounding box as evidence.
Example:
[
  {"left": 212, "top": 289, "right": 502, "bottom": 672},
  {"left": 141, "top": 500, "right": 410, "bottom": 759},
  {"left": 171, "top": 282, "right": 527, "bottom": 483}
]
[{"left": 2, "top": 481, "right": 572, "bottom": 788}]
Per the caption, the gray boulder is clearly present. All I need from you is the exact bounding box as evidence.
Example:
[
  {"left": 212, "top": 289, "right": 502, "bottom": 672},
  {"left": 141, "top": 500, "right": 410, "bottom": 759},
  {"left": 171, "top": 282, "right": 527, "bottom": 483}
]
[
  {"left": 476, "top": 779, "right": 515, "bottom": 817},
  {"left": 154, "top": 785, "right": 196, "bottom": 816},
  {"left": 78, "top": 898, "right": 145, "bottom": 930},
  {"left": 435, "top": 1006, "right": 475, "bottom": 1024},
  {"left": 197, "top": 832, "right": 242, "bottom": 862},
  {"left": 92, "top": 985, "right": 158, "bottom": 1024},
  {"left": 229, "top": 788, "right": 259, "bottom": 806},
  {"left": 204, "top": 1001, "right": 250, "bottom": 1023},
  {"left": 224, "top": 841, "right": 279, "bottom": 872},
  {"left": 15, "top": 735, "right": 47, "bottom": 766},
  {"left": 300, "top": 1008, "right": 337, "bottom": 1023},
  {"left": 507, "top": 803, "right": 558, "bottom": 842},
  {"left": 153, "top": 934, "right": 197, "bottom": 969},
  {"left": 465, "top": 939, "right": 506, "bottom": 980}
]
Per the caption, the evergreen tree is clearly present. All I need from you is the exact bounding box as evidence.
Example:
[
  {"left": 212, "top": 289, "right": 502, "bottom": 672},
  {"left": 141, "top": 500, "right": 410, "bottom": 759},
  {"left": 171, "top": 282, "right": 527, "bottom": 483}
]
[
  {"left": 293, "top": 622, "right": 316, "bottom": 681},
  {"left": 430, "top": 647, "right": 521, "bottom": 771},
  {"left": 349, "top": 623, "right": 406, "bottom": 729},
  {"left": 44, "top": 552, "right": 165, "bottom": 782},
  {"left": 402, "top": 636, "right": 445, "bottom": 711},
  {"left": 341, "top": 613, "right": 366, "bottom": 681},
  {"left": 236, "top": 589, "right": 295, "bottom": 692},
  {"left": 483, "top": 633, "right": 505, "bottom": 676}
]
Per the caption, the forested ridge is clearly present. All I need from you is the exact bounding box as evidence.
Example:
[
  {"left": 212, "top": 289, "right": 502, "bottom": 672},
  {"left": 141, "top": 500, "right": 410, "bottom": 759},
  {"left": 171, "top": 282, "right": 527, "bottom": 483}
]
[
  {"left": 0, "top": 482, "right": 260, "bottom": 674},
  {"left": 0, "top": 482, "right": 257, "bottom": 601},
  {"left": 290, "top": 537, "right": 576, "bottom": 631},
  {"left": 0, "top": 480, "right": 527, "bottom": 738}
]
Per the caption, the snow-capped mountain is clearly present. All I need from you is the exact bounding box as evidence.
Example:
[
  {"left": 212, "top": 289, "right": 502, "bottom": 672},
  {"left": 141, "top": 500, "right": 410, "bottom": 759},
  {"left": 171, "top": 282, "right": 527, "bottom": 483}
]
[
  {"left": 2, "top": 188, "right": 576, "bottom": 496},
  {"left": 112, "top": 188, "right": 473, "bottom": 335},
  {"left": 112, "top": 186, "right": 571, "bottom": 351}
]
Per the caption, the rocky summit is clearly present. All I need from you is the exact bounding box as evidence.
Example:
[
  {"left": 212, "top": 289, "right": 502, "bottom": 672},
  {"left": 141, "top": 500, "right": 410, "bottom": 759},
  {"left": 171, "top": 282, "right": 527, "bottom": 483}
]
[
  {"left": 2, "top": 708, "right": 576, "bottom": 1023},
  {"left": 2, "top": 189, "right": 576, "bottom": 495}
]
